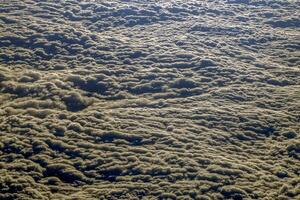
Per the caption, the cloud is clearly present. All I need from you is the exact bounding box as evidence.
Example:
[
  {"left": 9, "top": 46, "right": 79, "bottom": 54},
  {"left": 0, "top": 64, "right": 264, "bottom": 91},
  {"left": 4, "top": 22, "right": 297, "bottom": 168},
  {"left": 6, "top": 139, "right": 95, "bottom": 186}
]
[
  {"left": 0, "top": 0, "right": 299, "bottom": 199},
  {"left": 62, "top": 92, "right": 93, "bottom": 112}
]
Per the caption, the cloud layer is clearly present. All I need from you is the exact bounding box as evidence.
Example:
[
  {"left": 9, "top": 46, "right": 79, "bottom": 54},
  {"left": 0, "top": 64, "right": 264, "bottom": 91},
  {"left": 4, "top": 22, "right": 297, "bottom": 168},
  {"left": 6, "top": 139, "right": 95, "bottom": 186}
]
[{"left": 0, "top": 0, "right": 299, "bottom": 199}]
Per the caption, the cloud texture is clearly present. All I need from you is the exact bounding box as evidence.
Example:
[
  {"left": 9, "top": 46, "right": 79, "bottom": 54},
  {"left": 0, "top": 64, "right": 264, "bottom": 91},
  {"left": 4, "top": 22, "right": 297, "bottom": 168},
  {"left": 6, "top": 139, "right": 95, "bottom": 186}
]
[{"left": 0, "top": 0, "right": 299, "bottom": 199}]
